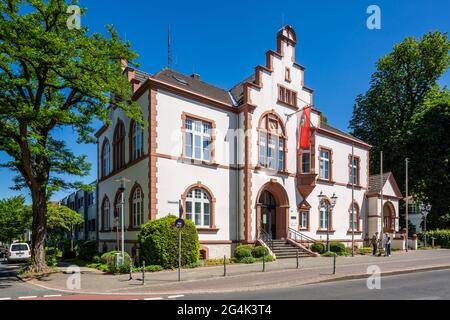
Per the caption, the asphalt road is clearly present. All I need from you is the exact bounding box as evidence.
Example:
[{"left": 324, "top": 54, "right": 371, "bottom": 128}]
[
  {"left": 0, "top": 259, "right": 66, "bottom": 300},
  {"left": 183, "top": 269, "right": 450, "bottom": 300}
]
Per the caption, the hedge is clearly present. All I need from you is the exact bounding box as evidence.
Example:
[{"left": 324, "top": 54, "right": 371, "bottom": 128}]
[
  {"left": 251, "top": 246, "right": 269, "bottom": 258},
  {"left": 310, "top": 243, "right": 326, "bottom": 254},
  {"left": 418, "top": 230, "right": 450, "bottom": 248},
  {"left": 139, "top": 215, "right": 200, "bottom": 269},
  {"left": 330, "top": 242, "right": 346, "bottom": 253},
  {"left": 234, "top": 245, "right": 253, "bottom": 260}
]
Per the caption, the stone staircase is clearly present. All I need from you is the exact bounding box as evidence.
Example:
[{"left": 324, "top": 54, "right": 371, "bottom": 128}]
[{"left": 270, "top": 239, "right": 314, "bottom": 259}]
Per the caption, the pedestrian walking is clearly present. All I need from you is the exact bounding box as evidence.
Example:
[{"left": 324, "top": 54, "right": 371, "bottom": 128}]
[
  {"left": 386, "top": 234, "right": 392, "bottom": 257},
  {"left": 371, "top": 232, "right": 378, "bottom": 255}
]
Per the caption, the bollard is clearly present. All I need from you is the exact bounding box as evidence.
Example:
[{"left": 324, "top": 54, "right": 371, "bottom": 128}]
[
  {"left": 432, "top": 237, "right": 435, "bottom": 248},
  {"left": 296, "top": 250, "right": 299, "bottom": 269},
  {"left": 142, "top": 261, "right": 145, "bottom": 285},
  {"left": 223, "top": 255, "right": 227, "bottom": 277},
  {"left": 262, "top": 253, "right": 266, "bottom": 272},
  {"left": 333, "top": 254, "right": 336, "bottom": 275},
  {"left": 129, "top": 262, "right": 133, "bottom": 281}
]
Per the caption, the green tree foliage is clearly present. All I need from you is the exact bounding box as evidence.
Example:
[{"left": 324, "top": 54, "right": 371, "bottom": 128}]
[
  {"left": 408, "top": 88, "right": 450, "bottom": 229},
  {"left": 0, "top": 196, "right": 31, "bottom": 243},
  {"left": 139, "top": 215, "right": 200, "bottom": 269},
  {"left": 349, "top": 32, "right": 450, "bottom": 228},
  {"left": 0, "top": 0, "right": 140, "bottom": 271},
  {"left": 47, "top": 203, "right": 83, "bottom": 243}
]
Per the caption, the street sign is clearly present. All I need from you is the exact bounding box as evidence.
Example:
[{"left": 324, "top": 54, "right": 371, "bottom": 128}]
[{"left": 175, "top": 218, "right": 185, "bottom": 229}]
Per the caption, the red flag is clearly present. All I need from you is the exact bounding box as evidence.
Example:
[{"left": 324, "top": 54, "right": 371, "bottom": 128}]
[{"left": 299, "top": 106, "right": 311, "bottom": 150}]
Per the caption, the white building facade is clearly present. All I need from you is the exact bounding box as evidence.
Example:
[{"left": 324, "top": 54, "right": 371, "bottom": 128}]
[{"left": 96, "top": 26, "right": 403, "bottom": 258}]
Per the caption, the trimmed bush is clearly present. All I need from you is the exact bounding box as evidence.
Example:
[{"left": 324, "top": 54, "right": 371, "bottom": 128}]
[
  {"left": 251, "top": 246, "right": 269, "bottom": 258},
  {"left": 418, "top": 230, "right": 450, "bottom": 248},
  {"left": 234, "top": 245, "right": 253, "bottom": 260},
  {"left": 240, "top": 256, "right": 257, "bottom": 264},
  {"left": 139, "top": 215, "right": 200, "bottom": 269},
  {"left": 78, "top": 240, "right": 98, "bottom": 261},
  {"left": 100, "top": 250, "right": 131, "bottom": 265},
  {"left": 310, "top": 242, "right": 326, "bottom": 254},
  {"left": 329, "top": 242, "right": 346, "bottom": 253},
  {"left": 256, "top": 255, "right": 274, "bottom": 262},
  {"left": 322, "top": 252, "right": 337, "bottom": 257}
]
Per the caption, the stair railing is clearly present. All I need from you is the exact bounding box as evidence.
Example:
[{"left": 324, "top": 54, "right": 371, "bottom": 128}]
[
  {"left": 288, "top": 227, "right": 316, "bottom": 246},
  {"left": 258, "top": 226, "right": 273, "bottom": 251}
]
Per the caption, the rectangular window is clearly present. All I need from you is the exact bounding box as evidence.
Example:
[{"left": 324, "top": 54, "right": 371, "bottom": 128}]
[
  {"left": 268, "top": 135, "right": 276, "bottom": 169},
  {"left": 349, "top": 212, "right": 357, "bottom": 230},
  {"left": 259, "top": 132, "right": 267, "bottom": 166},
  {"left": 299, "top": 211, "right": 308, "bottom": 229},
  {"left": 320, "top": 208, "right": 328, "bottom": 229},
  {"left": 301, "top": 152, "right": 310, "bottom": 174},
  {"left": 278, "top": 139, "right": 284, "bottom": 171},
  {"left": 278, "top": 85, "right": 297, "bottom": 107},
  {"left": 195, "top": 202, "right": 201, "bottom": 226},
  {"left": 319, "top": 149, "right": 330, "bottom": 180},
  {"left": 185, "top": 117, "right": 212, "bottom": 162},
  {"left": 349, "top": 157, "right": 359, "bottom": 185},
  {"left": 203, "top": 203, "right": 210, "bottom": 227}
]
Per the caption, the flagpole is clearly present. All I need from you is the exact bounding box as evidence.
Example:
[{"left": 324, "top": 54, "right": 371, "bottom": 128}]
[
  {"left": 380, "top": 151, "right": 384, "bottom": 254},
  {"left": 351, "top": 143, "right": 355, "bottom": 257}
]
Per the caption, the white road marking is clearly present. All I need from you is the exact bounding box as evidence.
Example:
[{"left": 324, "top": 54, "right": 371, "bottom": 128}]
[
  {"left": 43, "top": 294, "right": 62, "bottom": 298},
  {"left": 0, "top": 297, "right": 11, "bottom": 300},
  {"left": 144, "top": 297, "right": 163, "bottom": 300},
  {"left": 18, "top": 296, "right": 37, "bottom": 299},
  {"left": 168, "top": 295, "right": 184, "bottom": 299}
]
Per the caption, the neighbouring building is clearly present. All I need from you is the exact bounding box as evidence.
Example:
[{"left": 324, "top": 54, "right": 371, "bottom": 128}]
[
  {"left": 96, "top": 26, "right": 403, "bottom": 259},
  {"left": 60, "top": 181, "right": 97, "bottom": 241}
]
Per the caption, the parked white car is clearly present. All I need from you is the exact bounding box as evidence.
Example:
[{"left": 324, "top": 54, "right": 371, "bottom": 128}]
[{"left": 7, "top": 243, "right": 31, "bottom": 263}]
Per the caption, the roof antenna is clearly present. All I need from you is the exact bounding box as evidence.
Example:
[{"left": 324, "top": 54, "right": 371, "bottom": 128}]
[{"left": 168, "top": 24, "right": 172, "bottom": 70}]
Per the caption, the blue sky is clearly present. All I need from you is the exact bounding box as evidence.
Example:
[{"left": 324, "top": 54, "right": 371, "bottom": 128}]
[{"left": 1, "top": 0, "right": 449, "bottom": 203}]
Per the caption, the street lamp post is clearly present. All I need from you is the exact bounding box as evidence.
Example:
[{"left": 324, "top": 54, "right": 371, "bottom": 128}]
[
  {"left": 420, "top": 203, "right": 432, "bottom": 247},
  {"left": 114, "top": 177, "right": 130, "bottom": 265},
  {"left": 318, "top": 191, "right": 338, "bottom": 252}
]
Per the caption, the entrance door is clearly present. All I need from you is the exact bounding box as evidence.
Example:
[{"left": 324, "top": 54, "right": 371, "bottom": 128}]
[{"left": 260, "top": 191, "right": 276, "bottom": 239}]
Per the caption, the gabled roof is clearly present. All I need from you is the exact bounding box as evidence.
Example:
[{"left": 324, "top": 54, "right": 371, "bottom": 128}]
[
  {"left": 319, "top": 122, "right": 371, "bottom": 147},
  {"left": 368, "top": 172, "right": 403, "bottom": 198},
  {"left": 229, "top": 74, "right": 255, "bottom": 105},
  {"left": 153, "top": 69, "right": 234, "bottom": 105}
]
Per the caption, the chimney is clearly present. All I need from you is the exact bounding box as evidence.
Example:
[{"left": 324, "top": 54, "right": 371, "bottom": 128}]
[{"left": 191, "top": 73, "right": 200, "bottom": 80}]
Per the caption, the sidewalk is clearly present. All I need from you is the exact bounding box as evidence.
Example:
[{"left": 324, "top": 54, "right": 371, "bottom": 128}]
[{"left": 25, "top": 249, "right": 450, "bottom": 295}]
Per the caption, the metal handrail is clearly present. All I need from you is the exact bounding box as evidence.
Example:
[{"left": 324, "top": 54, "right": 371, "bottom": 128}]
[
  {"left": 288, "top": 227, "right": 316, "bottom": 245},
  {"left": 258, "top": 226, "right": 273, "bottom": 250}
]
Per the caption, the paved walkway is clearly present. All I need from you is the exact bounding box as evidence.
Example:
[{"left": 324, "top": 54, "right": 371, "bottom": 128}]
[{"left": 24, "top": 249, "right": 450, "bottom": 295}]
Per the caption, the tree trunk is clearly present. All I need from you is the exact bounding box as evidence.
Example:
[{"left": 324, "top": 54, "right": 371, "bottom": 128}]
[{"left": 30, "top": 187, "right": 48, "bottom": 273}]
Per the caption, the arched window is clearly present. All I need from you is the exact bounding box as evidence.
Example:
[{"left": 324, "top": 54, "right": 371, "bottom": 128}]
[
  {"left": 113, "top": 191, "right": 122, "bottom": 229},
  {"left": 182, "top": 183, "right": 216, "bottom": 229},
  {"left": 349, "top": 202, "right": 360, "bottom": 231},
  {"left": 130, "top": 121, "right": 143, "bottom": 161},
  {"left": 319, "top": 199, "right": 332, "bottom": 230},
  {"left": 113, "top": 120, "right": 126, "bottom": 171},
  {"left": 101, "top": 197, "right": 110, "bottom": 231},
  {"left": 129, "top": 184, "right": 144, "bottom": 228},
  {"left": 258, "top": 112, "right": 287, "bottom": 172},
  {"left": 101, "top": 140, "right": 110, "bottom": 178}
]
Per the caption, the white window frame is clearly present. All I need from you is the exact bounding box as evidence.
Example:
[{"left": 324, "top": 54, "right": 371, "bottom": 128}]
[
  {"left": 132, "top": 123, "right": 143, "bottom": 160},
  {"left": 132, "top": 188, "right": 143, "bottom": 228},
  {"left": 299, "top": 211, "right": 308, "bottom": 229},
  {"left": 301, "top": 151, "right": 310, "bottom": 174},
  {"left": 186, "top": 188, "right": 211, "bottom": 228},
  {"left": 349, "top": 157, "right": 358, "bottom": 185},
  {"left": 349, "top": 204, "right": 358, "bottom": 230},
  {"left": 103, "top": 142, "right": 110, "bottom": 177},
  {"left": 320, "top": 207, "right": 329, "bottom": 230},
  {"left": 319, "top": 149, "right": 330, "bottom": 180},
  {"left": 102, "top": 199, "right": 110, "bottom": 230},
  {"left": 185, "top": 118, "right": 211, "bottom": 162}
]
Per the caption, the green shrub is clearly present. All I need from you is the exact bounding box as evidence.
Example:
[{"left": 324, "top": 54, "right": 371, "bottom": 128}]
[
  {"left": 139, "top": 215, "right": 200, "bottom": 269},
  {"left": 204, "top": 258, "right": 235, "bottom": 266},
  {"left": 92, "top": 255, "right": 101, "bottom": 263},
  {"left": 100, "top": 250, "right": 131, "bottom": 265},
  {"left": 251, "top": 246, "right": 269, "bottom": 258},
  {"left": 321, "top": 252, "right": 337, "bottom": 257},
  {"left": 256, "top": 255, "right": 274, "bottom": 262},
  {"left": 184, "top": 261, "right": 202, "bottom": 269},
  {"left": 240, "top": 256, "right": 256, "bottom": 264},
  {"left": 357, "top": 247, "right": 373, "bottom": 255},
  {"left": 330, "top": 242, "right": 346, "bottom": 253},
  {"left": 234, "top": 245, "right": 253, "bottom": 260},
  {"left": 418, "top": 230, "right": 450, "bottom": 248},
  {"left": 78, "top": 240, "right": 98, "bottom": 261},
  {"left": 310, "top": 242, "right": 326, "bottom": 254}
]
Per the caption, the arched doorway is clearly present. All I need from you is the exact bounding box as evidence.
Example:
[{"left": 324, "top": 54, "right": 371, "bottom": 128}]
[
  {"left": 383, "top": 202, "right": 396, "bottom": 233},
  {"left": 256, "top": 181, "right": 290, "bottom": 240}
]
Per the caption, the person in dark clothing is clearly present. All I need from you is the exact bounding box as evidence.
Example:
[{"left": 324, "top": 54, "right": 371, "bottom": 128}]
[{"left": 371, "top": 232, "right": 379, "bottom": 255}]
